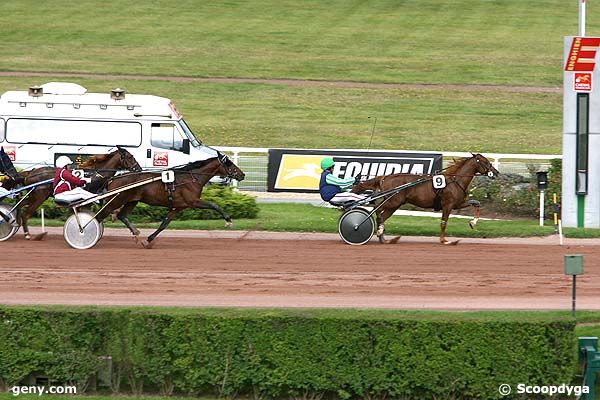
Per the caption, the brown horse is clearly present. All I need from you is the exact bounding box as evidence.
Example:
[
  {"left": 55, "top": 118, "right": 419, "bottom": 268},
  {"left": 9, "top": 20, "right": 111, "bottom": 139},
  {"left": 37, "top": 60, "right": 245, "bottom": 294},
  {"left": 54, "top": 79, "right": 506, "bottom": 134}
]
[
  {"left": 9, "top": 147, "right": 141, "bottom": 240},
  {"left": 351, "top": 153, "right": 499, "bottom": 245},
  {"left": 96, "top": 152, "right": 245, "bottom": 248}
]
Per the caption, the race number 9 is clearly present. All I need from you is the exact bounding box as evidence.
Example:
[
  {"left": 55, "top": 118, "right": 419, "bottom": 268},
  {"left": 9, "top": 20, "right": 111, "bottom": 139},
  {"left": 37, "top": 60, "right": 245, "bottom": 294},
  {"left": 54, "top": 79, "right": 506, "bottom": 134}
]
[{"left": 432, "top": 174, "right": 446, "bottom": 189}]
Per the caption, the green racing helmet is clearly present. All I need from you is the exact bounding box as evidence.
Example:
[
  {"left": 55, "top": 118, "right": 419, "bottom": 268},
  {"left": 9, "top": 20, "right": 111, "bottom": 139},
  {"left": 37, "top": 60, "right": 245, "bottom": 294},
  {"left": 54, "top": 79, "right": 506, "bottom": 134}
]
[{"left": 320, "top": 157, "right": 335, "bottom": 170}]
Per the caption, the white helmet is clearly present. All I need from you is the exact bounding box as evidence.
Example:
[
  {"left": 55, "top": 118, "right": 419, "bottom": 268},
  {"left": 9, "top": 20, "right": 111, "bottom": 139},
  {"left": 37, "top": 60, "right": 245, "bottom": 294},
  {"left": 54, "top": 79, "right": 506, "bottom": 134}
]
[{"left": 55, "top": 156, "right": 74, "bottom": 168}]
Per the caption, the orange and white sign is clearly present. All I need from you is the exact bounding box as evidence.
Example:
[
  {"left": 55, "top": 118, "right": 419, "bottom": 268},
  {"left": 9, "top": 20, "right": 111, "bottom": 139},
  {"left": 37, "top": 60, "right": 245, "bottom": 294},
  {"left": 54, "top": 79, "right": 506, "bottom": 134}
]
[
  {"left": 4, "top": 147, "right": 16, "bottom": 161},
  {"left": 153, "top": 152, "right": 168, "bottom": 166},
  {"left": 575, "top": 72, "right": 593, "bottom": 91},
  {"left": 565, "top": 37, "right": 600, "bottom": 71}
]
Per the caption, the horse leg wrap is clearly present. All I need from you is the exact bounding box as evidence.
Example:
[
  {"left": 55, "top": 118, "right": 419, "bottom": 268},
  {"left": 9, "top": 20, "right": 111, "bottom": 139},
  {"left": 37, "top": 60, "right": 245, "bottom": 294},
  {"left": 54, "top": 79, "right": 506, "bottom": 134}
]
[{"left": 376, "top": 224, "right": 385, "bottom": 236}]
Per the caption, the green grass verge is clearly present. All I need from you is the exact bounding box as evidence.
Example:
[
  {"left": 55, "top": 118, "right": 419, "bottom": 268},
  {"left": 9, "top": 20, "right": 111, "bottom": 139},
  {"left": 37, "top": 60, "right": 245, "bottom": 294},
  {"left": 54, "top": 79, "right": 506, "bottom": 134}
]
[
  {"left": 0, "top": 0, "right": 585, "bottom": 154},
  {"left": 26, "top": 203, "right": 598, "bottom": 238},
  {"left": 0, "top": 0, "right": 597, "bottom": 87},
  {"left": 0, "top": 76, "right": 562, "bottom": 153}
]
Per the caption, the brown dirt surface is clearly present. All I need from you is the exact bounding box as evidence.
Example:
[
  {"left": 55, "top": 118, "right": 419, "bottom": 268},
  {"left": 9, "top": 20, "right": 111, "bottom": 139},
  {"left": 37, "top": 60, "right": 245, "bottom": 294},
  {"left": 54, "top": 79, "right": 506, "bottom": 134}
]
[{"left": 1, "top": 228, "right": 598, "bottom": 310}]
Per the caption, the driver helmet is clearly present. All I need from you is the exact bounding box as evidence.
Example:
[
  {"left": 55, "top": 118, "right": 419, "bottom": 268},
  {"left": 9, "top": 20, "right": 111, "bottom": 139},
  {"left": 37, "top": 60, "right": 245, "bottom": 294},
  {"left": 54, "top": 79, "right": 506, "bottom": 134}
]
[
  {"left": 55, "top": 156, "right": 74, "bottom": 168},
  {"left": 320, "top": 157, "right": 335, "bottom": 170}
]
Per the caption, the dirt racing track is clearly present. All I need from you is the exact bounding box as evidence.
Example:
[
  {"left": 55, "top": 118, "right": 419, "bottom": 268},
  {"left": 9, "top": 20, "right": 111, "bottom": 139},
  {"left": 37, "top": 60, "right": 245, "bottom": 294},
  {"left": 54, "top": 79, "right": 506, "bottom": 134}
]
[{"left": 1, "top": 227, "right": 599, "bottom": 310}]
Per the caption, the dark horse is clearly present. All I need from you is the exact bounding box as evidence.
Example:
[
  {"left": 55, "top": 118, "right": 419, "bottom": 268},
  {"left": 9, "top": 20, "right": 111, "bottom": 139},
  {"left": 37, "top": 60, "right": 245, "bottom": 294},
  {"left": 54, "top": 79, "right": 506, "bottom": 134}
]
[
  {"left": 4, "top": 147, "right": 141, "bottom": 240},
  {"left": 351, "top": 153, "right": 499, "bottom": 245},
  {"left": 96, "top": 152, "right": 245, "bottom": 249}
]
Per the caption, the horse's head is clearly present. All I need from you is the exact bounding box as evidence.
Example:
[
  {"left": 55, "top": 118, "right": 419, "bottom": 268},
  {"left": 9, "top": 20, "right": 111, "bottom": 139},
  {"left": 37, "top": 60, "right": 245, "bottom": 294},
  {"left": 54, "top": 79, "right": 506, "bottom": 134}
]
[
  {"left": 79, "top": 148, "right": 142, "bottom": 173},
  {"left": 217, "top": 152, "right": 245, "bottom": 181},
  {"left": 471, "top": 153, "right": 499, "bottom": 179},
  {"left": 0, "top": 146, "right": 20, "bottom": 182},
  {"left": 117, "top": 147, "right": 142, "bottom": 172}
]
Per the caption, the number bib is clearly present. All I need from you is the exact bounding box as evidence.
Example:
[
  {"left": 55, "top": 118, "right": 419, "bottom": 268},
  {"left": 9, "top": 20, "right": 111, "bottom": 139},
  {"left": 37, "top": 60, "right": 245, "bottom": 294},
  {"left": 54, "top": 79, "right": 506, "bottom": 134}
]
[
  {"left": 432, "top": 175, "right": 446, "bottom": 189},
  {"left": 161, "top": 170, "right": 175, "bottom": 183}
]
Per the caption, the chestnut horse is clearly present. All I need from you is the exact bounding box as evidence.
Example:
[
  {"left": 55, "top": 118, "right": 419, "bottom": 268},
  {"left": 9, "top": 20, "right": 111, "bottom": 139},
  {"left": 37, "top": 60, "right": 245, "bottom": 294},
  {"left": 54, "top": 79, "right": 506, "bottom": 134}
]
[
  {"left": 351, "top": 153, "right": 499, "bottom": 244},
  {"left": 7, "top": 147, "right": 140, "bottom": 240},
  {"left": 95, "top": 152, "right": 245, "bottom": 248}
]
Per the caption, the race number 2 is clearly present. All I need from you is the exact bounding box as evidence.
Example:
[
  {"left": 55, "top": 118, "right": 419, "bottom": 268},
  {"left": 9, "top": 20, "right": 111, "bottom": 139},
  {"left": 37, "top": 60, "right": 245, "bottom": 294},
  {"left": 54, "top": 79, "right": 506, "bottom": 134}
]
[
  {"left": 71, "top": 169, "right": 85, "bottom": 179},
  {"left": 432, "top": 175, "right": 446, "bottom": 189}
]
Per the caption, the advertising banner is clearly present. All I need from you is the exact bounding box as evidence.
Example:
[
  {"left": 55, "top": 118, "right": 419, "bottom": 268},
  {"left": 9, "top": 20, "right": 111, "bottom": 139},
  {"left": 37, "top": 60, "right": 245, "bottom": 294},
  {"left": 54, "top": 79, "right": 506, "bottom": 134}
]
[{"left": 267, "top": 149, "right": 443, "bottom": 192}]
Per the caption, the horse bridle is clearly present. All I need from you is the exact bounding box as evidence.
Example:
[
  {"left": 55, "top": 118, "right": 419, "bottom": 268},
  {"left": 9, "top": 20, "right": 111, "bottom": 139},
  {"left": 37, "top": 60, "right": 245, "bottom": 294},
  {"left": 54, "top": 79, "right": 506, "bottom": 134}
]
[
  {"left": 118, "top": 148, "right": 142, "bottom": 172},
  {"left": 217, "top": 152, "right": 237, "bottom": 178}
]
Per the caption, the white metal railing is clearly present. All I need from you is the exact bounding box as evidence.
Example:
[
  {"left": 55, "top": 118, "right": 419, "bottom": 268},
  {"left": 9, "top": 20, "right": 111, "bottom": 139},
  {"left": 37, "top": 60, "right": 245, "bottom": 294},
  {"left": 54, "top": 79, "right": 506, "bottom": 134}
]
[{"left": 214, "top": 146, "right": 562, "bottom": 192}]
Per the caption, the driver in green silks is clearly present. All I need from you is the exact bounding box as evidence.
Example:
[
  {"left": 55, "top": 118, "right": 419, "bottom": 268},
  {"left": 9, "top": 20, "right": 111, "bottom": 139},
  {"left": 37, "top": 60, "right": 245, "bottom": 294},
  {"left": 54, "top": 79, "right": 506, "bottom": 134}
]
[{"left": 319, "top": 157, "right": 366, "bottom": 204}]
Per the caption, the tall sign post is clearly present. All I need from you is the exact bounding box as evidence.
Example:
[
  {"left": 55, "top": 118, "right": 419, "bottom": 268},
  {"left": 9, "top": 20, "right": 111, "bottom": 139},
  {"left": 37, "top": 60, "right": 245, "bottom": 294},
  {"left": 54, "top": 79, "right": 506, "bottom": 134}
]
[
  {"left": 563, "top": 1, "right": 600, "bottom": 227},
  {"left": 536, "top": 171, "right": 548, "bottom": 226},
  {"left": 564, "top": 255, "right": 584, "bottom": 317},
  {"left": 580, "top": 0, "right": 586, "bottom": 37}
]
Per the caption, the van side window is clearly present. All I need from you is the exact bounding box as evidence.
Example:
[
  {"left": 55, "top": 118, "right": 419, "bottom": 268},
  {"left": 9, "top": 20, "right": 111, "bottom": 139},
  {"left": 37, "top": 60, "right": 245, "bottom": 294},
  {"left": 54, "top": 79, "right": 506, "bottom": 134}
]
[
  {"left": 0, "top": 118, "right": 4, "bottom": 142},
  {"left": 5, "top": 118, "right": 141, "bottom": 146},
  {"left": 151, "top": 123, "right": 185, "bottom": 151}
]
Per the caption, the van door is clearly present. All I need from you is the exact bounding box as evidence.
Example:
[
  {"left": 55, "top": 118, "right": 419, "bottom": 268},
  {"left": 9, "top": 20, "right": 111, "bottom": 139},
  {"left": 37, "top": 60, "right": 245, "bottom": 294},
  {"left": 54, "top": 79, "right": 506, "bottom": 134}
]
[{"left": 147, "top": 123, "right": 191, "bottom": 169}]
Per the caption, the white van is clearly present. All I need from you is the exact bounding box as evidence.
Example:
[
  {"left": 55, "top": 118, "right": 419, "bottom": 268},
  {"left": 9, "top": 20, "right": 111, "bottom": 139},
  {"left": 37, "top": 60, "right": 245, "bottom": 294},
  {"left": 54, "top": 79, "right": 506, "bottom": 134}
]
[{"left": 0, "top": 82, "right": 220, "bottom": 171}]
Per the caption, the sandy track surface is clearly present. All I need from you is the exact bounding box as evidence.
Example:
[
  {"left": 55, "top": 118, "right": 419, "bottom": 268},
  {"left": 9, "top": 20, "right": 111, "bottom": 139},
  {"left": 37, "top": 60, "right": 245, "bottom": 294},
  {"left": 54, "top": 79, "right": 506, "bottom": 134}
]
[{"left": 1, "top": 229, "right": 598, "bottom": 310}]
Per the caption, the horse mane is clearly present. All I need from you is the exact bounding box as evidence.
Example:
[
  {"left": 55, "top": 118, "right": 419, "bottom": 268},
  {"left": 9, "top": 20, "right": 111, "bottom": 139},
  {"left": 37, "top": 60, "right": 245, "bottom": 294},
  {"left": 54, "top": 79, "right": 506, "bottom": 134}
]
[
  {"left": 79, "top": 153, "right": 111, "bottom": 168},
  {"left": 175, "top": 157, "right": 217, "bottom": 171},
  {"left": 443, "top": 157, "right": 469, "bottom": 176},
  {"left": 352, "top": 176, "right": 384, "bottom": 193}
]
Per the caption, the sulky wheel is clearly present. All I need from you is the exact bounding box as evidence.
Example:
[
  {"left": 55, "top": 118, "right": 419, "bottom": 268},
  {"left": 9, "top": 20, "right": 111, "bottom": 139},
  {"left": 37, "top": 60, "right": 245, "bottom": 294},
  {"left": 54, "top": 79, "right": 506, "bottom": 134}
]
[
  {"left": 63, "top": 211, "right": 102, "bottom": 250},
  {"left": 338, "top": 207, "right": 375, "bottom": 245},
  {"left": 0, "top": 204, "right": 19, "bottom": 242}
]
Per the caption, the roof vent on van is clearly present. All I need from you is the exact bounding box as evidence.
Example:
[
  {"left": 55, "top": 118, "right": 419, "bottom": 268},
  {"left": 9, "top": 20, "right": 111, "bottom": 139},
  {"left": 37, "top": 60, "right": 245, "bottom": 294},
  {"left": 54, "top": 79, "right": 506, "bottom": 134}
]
[
  {"left": 40, "top": 82, "right": 87, "bottom": 95},
  {"left": 110, "top": 88, "right": 126, "bottom": 100},
  {"left": 28, "top": 86, "right": 43, "bottom": 97}
]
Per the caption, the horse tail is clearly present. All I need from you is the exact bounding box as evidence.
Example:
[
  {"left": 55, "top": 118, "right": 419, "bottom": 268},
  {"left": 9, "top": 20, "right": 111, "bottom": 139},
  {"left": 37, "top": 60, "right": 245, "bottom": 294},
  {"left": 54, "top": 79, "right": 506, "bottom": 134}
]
[{"left": 351, "top": 177, "right": 381, "bottom": 193}]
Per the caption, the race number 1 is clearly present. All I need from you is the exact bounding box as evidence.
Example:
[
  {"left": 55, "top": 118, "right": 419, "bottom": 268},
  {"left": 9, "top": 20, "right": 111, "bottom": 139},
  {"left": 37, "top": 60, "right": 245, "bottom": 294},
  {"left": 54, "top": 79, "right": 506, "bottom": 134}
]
[
  {"left": 432, "top": 175, "right": 446, "bottom": 189},
  {"left": 161, "top": 170, "right": 175, "bottom": 183}
]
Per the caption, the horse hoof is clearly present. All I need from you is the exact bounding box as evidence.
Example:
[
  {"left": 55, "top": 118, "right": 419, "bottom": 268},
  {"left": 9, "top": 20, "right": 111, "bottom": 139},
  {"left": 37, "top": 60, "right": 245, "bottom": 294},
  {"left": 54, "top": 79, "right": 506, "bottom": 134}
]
[
  {"left": 24, "top": 234, "right": 31, "bottom": 240},
  {"left": 441, "top": 240, "right": 460, "bottom": 246},
  {"left": 132, "top": 235, "right": 140, "bottom": 243},
  {"left": 141, "top": 240, "right": 154, "bottom": 249},
  {"left": 225, "top": 221, "right": 233, "bottom": 229},
  {"left": 378, "top": 234, "right": 385, "bottom": 244},
  {"left": 133, "top": 229, "right": 140, "bottom": 236}
]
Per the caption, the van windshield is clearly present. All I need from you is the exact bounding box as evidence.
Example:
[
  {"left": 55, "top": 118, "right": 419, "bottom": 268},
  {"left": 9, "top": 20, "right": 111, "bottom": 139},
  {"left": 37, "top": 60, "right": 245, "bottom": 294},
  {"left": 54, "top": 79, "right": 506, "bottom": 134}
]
[{"left": 179, "top": 119, "right": 201, "bottom": 147}]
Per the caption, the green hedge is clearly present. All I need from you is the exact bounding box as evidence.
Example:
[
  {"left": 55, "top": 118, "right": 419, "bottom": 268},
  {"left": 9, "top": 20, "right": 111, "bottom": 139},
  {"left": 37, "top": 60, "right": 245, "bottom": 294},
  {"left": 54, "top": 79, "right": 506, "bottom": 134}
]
[
  {"left": 37, "top": 185, "right": 258, "bottom": 222},
  {"left": 0, "top": 307, "right": 576, "bottom": 399},
  {"left": 469, "top": 158, "right": 562, "bottom": 218}
]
